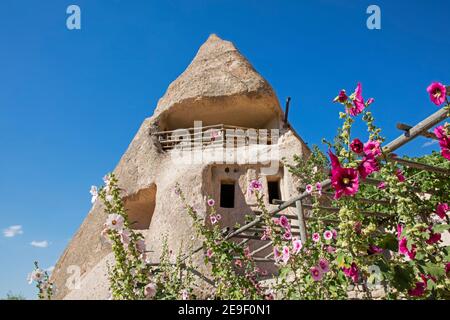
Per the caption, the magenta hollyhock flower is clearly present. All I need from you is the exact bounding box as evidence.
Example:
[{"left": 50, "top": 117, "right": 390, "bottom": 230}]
[
  {"left": 434, "top": 125, "right": 450, "bottom": 161},
  {"left": 377, "top": 181, "right": 386, "bottom": 190},
  {"left": 334, "top": 89, "right": 348, "bottom": 103},
  {"left": 366, "top": 98, "right": 375, "bottom": 105},
  {"left": 292, "top": 238, "right": 303, "bottom": 254},
  {"left": 408, "top": 281, "right": 426, "bottom": 297},
  {"left": 316, "top": 182, "right": 322, "bottom": 192},
  {"left": 358, "top": 155, "right": 380, "bottom": 179},
  {"left": 425, "top": 226, "right": 441, "bottom": 245},
  {"left": 305, "top": 184, "right": 313, "bottom": 194},
  {"left": 248, "top": 179, "right": 263, "bottom": 193},
  {"left": 323, "top": 230, "right": 333, "bottom": 241},
  {"left": 396, "top": 169, "right": 406, "bottom": 182},
  {"left": 329, "top": 150, "right": 359, "bottom": 199},
  {"left": 367, "top": 244, "right": 384, "bottom": 255},
  {"left": 436, "top": 203, "right": 449, "bottom": 219},
  {"left": 279, "top": 215, "right": 290, "bottom": 230},
  {"left": 427, "top": 82, "right": 447, "bottom": 106},
  {"left": 398, "top": 237, "right": 416, "bottom": 260},
  {"left": 283, "top": 230, "right": 292, "bottom": 240},
  {"left": 342, "top": 263, "right": 359, "bottom": 283},
  {"left": 350, "top": 138, "right": 364, "bottom": 154},
  {"left": 310, "top": 266, "right": 323, "bottom": 281},
  {"left": 312, "top": 232, "right": 320, "bottom": 242},
  {"left": 207, "top": 198, "right": 215, "bottom": 207},
  {"left": 318, "top": 258, "right": 330, "bottom": 273},
  {"left": 445, "top": 263, "right": 450, "bottom": 274},
  {"left": 363, "top": 140, "right": 382, "bottom": 157},
  {"left": 348, "top": 83, "right": 372, "bottom": 116}
]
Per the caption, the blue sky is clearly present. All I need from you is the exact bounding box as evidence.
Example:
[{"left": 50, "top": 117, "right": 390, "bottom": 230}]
[{"left": 0, "top": 0, "right": 449, "bottom": 299}]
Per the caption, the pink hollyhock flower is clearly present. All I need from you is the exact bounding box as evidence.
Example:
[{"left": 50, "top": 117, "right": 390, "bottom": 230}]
[
  {"left": 334, "top": 89, "right": 348, "bottom": 103},
  {"left": 348, "top": 83, "right": 373, "bottom": 116},
  {"left": 181, "top": 289, "right": 189, "bottom": 300},
  {"left": 323, "top": 230, "right": 333, "bottom": 241},
  {"left": 261, "top": 226, "right": 271, "bottom": 241},
  {"left": 119, "top": 229, "right": 131, "bottom": 247},
  {"left": 366, "top": 98, "right": 375, "bottom": 105},
  {"left": 363, "top": 140, "right": 382, "bottom": 157},
  {"left": 342, "top": 263, "right": 359, "bottom": 283},
  {"left": 350, "top": 138, "right": 364, "bottom": 154},
  {"left": 292, "top": 238, "right": 303, "bottom": 254},
  {"left": 312, "top": 232, "right": 320, "bottom": 242},
  {"left": 318, "top": 258, "right": 330, "bottom": 273},
  {"left": 305, "top": 184, "right": 313, "bottom": 194},
  {"left": 427, "top": 82, "right": 447, "bottom": 106},
  {"left": 216, "top": 214, "right": 222, "bottom": 221},
  {"left": 282, "top": 246, "right": 290, "bottom": 264},
  {"left": 144, "top": 283, "right": 157, "bottom": 299},
  {"left": 316, "top": 182, "right": 322, "bottom": 192},
  {"left": 327, "top": 245, "right": 336, "bottom": 254},
  {"left": 310, "top": 266, "right": 323, "bottom": 281},
  {"left": 398, "top": 237, "right": 416, "bottom": 260},
  {"left": 248, "top": 179, "right": 263, "bottom": 193},
  {"left": 358, "top": 155, "right": 380, "bottom": 179},
  {"left": 331, "top": 229, "right": 338, "bottom": 240},
  {"left": 206, "top": 248, "right": 213, "bottom": 258},
  {"left": 367, "top": 244, "right": 383, "bottom": 255},
  {"left": 283, "top": 230, "right": 292, "bottom": 240},
  {"left": 434, "top": 125, "right": 450, "bottom": 161},
  {"left": 279, "top": 215, "right": 290, "bottom": 230},
  {"left": 207, "top": 198, "right": 215, "bottom": 207},
  {"left": 210, "top": 215, "right": 218, "bottom": 225},
  {"left": 234, "top": 259, "right": 243, "bottom": 268},
  {"left": 396, "top": 169, "right": 406, "bottom": 182},
  {"left": 377, "top": 181, "right": 386, "bottom": 189},
  {"left": 273, "top": 247, "right": 282, "bottom": 263},
  {"left": 329, "top": 150, "right": 359, "bottom": 199},
  {"left": 408, "top": 281, "right": 425, "bottom": 297},
  {"left": 436, "top": 203, "right": 449, "bottom": 219}
]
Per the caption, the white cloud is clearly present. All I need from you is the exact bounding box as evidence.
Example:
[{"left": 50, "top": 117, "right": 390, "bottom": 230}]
[
  {"left": 3, "top": 225, "right": 23, "bottom": 237},
  {"left": 422, "top": 140, "right": 438, "bottom": 147},
  {"left": 30, "top": 240, "right": 49, "bottom": 248}
]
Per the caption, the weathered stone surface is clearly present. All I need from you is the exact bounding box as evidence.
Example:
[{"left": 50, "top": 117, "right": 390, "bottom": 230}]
[{"left": 50, "top": 34, "right": 310, "bottom": 299}]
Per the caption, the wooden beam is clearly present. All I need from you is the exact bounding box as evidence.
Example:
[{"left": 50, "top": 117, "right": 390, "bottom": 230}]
[
  {"left": 387, "top": 156, "right": 450, "bottom": 176},
  {"left": 295, "top": 200, "right": 307, "bottom": 243},
  {"left": 396, "top": 123, "right": 438, "bottom": 140}
]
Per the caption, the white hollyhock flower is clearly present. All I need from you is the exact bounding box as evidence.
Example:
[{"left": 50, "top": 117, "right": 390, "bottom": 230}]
[
  {"left": 105, "top": 214, "right": 124, "bottom": 231},
  {"left": 105, "top": 194, "right": 114, "bottom": 203},
  {"left": 90, "top": 186, "right": 98, "bottom": 204},
  {"left": 27, "top": 269, "right": 44, "bottom": 284}
]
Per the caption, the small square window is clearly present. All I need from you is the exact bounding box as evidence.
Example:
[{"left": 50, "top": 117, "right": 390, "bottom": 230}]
[
  {"left": 220, "top": 181, "right": 235, "bottom": 208},
  {"left": 268, "top": 180, "right": 281, "bottom": 204}
]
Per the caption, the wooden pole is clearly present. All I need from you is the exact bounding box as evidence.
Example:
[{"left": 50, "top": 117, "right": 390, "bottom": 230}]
[{"left": 295, "top": 199, "right": 307, "bottom": 243}]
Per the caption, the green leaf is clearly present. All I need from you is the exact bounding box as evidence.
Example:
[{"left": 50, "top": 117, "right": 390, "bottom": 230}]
[{"left": 433, "top": 224, "right": 450, "bottom": 233}]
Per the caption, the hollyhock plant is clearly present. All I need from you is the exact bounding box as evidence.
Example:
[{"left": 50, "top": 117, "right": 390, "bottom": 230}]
[
  {"left": 331, "top": 229, "right": 338, "bottom": 240},
  {"left": 434, "top": 125, "right": 450, "bottom": 161},
  {"left": 310, "top": 266, "right": 323, "bottom": 282},
  {"left": 350, "top": 138, "right": 364, "bottom": 154},
  {"left": 342, "top": 263, "right": 359, "bottom": 283},
  {"left": 408, "top": 281, "right": 425, "bottom": 297},
  {"left": 279, "top": 215, "right": 290, "bottom": 230},
  {"left": 282, "top": 246, "right": 290, "bottom": 264},
  {"left": 398, "top": 237, "right": 416, "bottom": 260},
  {"left": 305, "top": 184, "right": 313, "bottom": 194},
  {"left": 436, "top": 203, "right": 449, "bottom": 219},
  {"left": 283, "top": 230, "right": 292, "bottom": 240},
  {"left": 396, "top": 169, "right": 406, "bottom": 182},
  {"left": 346, "top": 83, "right": 374, "bottom": 116},
  {"left": 207, "top": 199, "right": 215, "bottom": 207},
  {"left": 329, "top": 150, "right": 359, "bottom": 199},
  {"left": 210, "top": 215, "right": 218, "bottom": 225},
  {"left": 363, "top": 140, "right": 382, "bottom": 157},
  {"left": 274, "top": 247, "right": 282, "bottom": 263},
  {"left": 427, "top": 82, "right": 447, "bottom": 106},
  {"left": 425, "top": 226, "right": 441, "bottom": 245}
]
